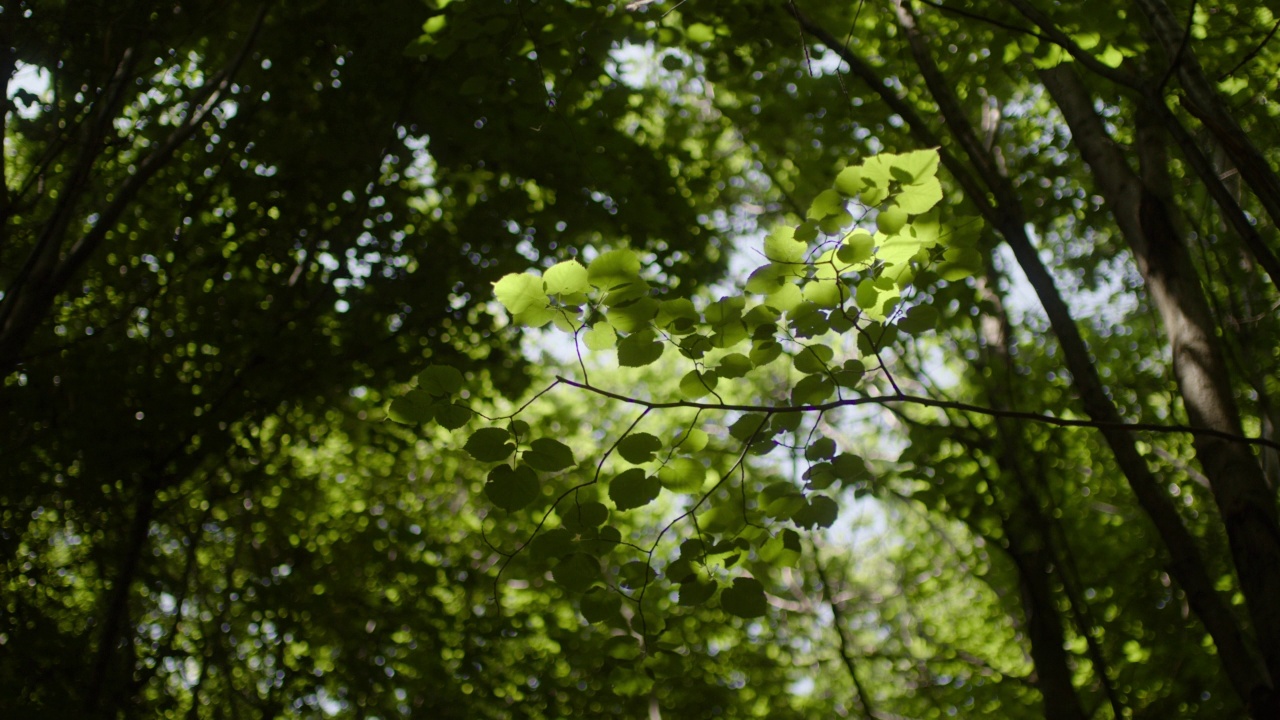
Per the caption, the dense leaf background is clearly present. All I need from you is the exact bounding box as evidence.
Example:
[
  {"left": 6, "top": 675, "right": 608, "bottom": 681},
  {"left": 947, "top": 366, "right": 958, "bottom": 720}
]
[{"left": 4, "top": 0, "right": 1280, "bottom": 718}]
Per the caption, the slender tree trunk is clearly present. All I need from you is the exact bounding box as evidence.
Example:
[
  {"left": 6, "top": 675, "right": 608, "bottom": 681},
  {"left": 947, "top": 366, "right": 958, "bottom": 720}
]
[
  {"left": 782, "top": 3, "right": 1273, "bottom": 712},
  {"left": 975, "top": 267, "right": 1117, "bottom": 720},
  {"left": 1041, "top": 61, "right": 1280, "bottom": 707}
]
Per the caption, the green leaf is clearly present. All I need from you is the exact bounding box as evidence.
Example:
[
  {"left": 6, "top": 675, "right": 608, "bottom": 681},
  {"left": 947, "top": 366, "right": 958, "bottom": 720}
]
[
  {"left": 728, "top": 413, "right": 768, "bottom": 442},
  {"left": 617, "top": 432, "right": 663, "bottom": 464},
  {"left": 588, "top": 249, "right": 642, "bottom": 297},
  {"left": 714, "top": 352, "right": 753, "bottom": 378},
  {"left": 764, "top": 225, "right": 807, "bottom": 264},
  {"left": 619, "top": 560, "right": 656, "bottom": 590},
  {"left": 839, "top": 229, "right": 875, "bottom": 266},
  {"left": 759, "top": 529, "right": 803, "bottom": 567},
  {"left": 898, "top": 305, "right": 939, "bottom": 334},
  {"left": 749, "top": 338, "right": 784, "bottom": 365},
  {"left": 791, "top": 375, "right": 835, "bottom": 405},
  {"left": 524, "top": 437, "right": 576, "bottom": 472},
  {"left": 685, "top": 22, "right": 716, "bottom": 43},
  {"left": 802, "top": 278, "right": 844, "bottom": 308},
  {"left": 679, "top": 370, "right": 718, "bottom": 399},
  {"left": 493, "top": 273, "right": 555, "bottom": 327},
  {"left": 582, "top": 322, "right": 617, "bottom": 350},
  {"left": 608, "top": 666, "right": 653, "bottom": 697},
  {"left": 585, "top": 525, "right": 623, "bottom": 556},
  {"left": 721, "top": 577, "right": 768, "bottom": 619},
  {"left": 678, "top": 333, "right": 714, "bottom": 360},
  {"left": 387, "top": 389, "right": 435, "bottom": 424},
  {"left": 744, "top": 263, "right": 787, "bottom": 295},
  {"left": 770, "top": 412, "right": 803, "bottom": 434},
  {"left": 656, "top": 298, "right": 699, "bottom": 332},
  {"left": 606, "top": 296, "right": 659, "bottom": 333},
  {"left": 581, "top": 586, "right": 622, "bottom": 623},
  {"left": 552, "top": 553, "right": 600, "bottom": 592},
  {"left": 804, "top": 462, "right": 836, "bottom": 490},
  {"left": 530, "top": 528, "right": 576, "bottom": 561},
  {"left": 543, "top": 259, "right": 590, "bottom": 297},
  {"left": 762, "top": 283, "right": 803, "bottom": 313},
  {"left": 617, "top": 329, "right": 665, "bottom": 367},
  {"left": 895, "top": 176, "right": 943, "bottom": 214},
  {"left": 805, "top": 437, "right": 837, "bottom": 460},
  {"left": 761, "top": 481, "right": 806, "bottom": 519},
  {"left": 431, "top": 402, "right": 473, "bottom": 430},
  {"left": 834, "top": 165, "right": 867, "bottom": 197},
  {"left": 886, "top": 148, "right": 939, "bottom": 183},
  {"left": 831, "top": 453, "right": 869, "bottom": 484},
  {"left": 609, "top": 468, "right": 661, "bottom": 511},
  {"left": 876, "top": 206, "right": 909, "bottom": 236},
  {"left": 793, "top": 494, "right": 839, "bottom": 529},
  {"left": 416, "top": 365, "right": 464, "bottom": 397},
  {"left": 834, "top": 359, "right": 866, "bottom": 388},
  {"left": 658, "top": 457, "right": 706, "bottom": 493},
  {"left": 560, "top": 500, "right": 609, "bottom": 530},
  {"left": 465, "top": 427, "right": 516, "bottom": 461},
  {"left": 793, "top": 344, "right": 835, "bottom": 374},
  {"left": 678, "top": 579, "right": 716, "bottom": 607},
  {"left": 1098, "top": 44, "right": 1125, "bottom": 68},
  {"left": 672, "top": 427, "right": 709, "bottom": 452},
  {"left": 807, "top": 188, "right": 844, "bottom": 220},
  {"left": 484, "top": 464, "right": 540, "bottom": 512}
]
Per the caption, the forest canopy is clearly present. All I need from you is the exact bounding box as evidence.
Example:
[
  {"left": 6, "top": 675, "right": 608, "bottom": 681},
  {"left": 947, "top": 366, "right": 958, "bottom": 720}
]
[{"left": 4, "top": 0, "right": 1280, "bottom": 718}]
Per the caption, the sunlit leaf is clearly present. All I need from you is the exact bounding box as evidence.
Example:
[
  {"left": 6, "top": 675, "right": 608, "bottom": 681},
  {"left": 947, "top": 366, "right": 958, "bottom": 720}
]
[
  {"left": 764, "top": 225, "right": 807, "bottom": 264},
  {"left": 876, "top": 206, "right": 909, "bottom": 236},
  {"left": 493, "top": 273, "right": 555, "bottom": 327},
  {"left": 583, "top": 322, "right": 617, "bottom": 350},
  {"left": 679, "top": 369, "right": 718, "bottom": 399},
  {"left": 543, "top": 259, "right": 590, "bottom": 298},
  {"left": 658, "top": 457, "right": 706, "bottom": 493}
]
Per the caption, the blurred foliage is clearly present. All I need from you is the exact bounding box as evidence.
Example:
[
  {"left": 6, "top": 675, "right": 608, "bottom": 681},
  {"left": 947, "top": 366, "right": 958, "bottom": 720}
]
[{"left": 5, "top": 0, "right": 1280, "bottom": 718}]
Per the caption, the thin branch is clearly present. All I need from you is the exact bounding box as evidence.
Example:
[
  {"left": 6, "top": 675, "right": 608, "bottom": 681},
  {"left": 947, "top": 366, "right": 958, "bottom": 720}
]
[
  {"left": 553, "top": 377, "right": 1280, "bottom": 452},
  {"left": 1156, "top": 0, "right": 1197, "bottom": 91},
  {"left": 1219, "top": 18, "right": 1280, "bottom": 80}
]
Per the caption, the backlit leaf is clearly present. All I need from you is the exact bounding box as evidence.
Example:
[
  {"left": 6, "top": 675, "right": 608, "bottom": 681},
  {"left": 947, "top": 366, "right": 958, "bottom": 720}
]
[{"left": 493, "top": 273, "right": 555, "bottom": 327}]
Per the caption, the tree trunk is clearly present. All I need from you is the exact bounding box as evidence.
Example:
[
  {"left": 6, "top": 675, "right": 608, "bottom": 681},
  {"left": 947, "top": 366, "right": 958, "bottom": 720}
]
[{"left": 1041, "top": 62, "right": 1280, "bottom": 709}]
